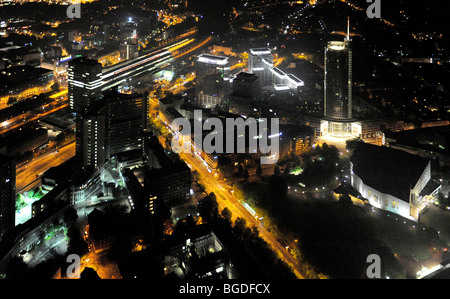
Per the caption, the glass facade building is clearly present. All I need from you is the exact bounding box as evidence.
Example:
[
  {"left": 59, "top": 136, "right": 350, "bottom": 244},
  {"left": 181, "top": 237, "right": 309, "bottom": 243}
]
[
  {"left": 322, "top": 39, "right": 356, "bottom": 138},
  {"left": 324, "top": 41, "right": 352, "bottom": 121}
]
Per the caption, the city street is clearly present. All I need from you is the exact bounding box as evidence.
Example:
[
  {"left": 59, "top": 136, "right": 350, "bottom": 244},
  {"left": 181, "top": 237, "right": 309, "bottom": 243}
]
[
  {"left": 16, "top": 141, "right": 76, "bottom": 193},
  {"left": 180, "top": 151, "right": 306, "bottom": 279},
  {"left": 0, "top": 97, "right": 68, "bottom": 135}
]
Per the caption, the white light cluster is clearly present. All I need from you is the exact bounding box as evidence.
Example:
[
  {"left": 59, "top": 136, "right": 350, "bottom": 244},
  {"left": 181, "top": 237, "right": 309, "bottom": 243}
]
[{"left": 197, "top": 54, "right": 229, "bottom": 66}]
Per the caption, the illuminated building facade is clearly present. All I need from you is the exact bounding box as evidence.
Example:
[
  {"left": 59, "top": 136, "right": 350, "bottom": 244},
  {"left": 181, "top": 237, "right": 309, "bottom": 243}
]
[
  {"left": 351, "top": 143, "right": 441, "bottom": 221},
  {"left": 0, "top": 65, "right": 54, "bottom": 109},
  {"left": 248, "top": 48, "right": 303, "bottom": 95},
  {"left": 76, "top": 109, "right": 106, "bottom": 169},
  {"left": 321, "top": 20, "right": 360, "bottom": 138},
  {"left": 324, "top": 41, "right": 352, "bottom": 121},
  {"left": 271, "top": 67, "right": 304, "bottom": 94},
  {"left": 248, "top": 48, "right": 273, "bottom": 87},
  {"left": 68, "top": 57, "right": 103, "bottom": 113},
  {"left": 76, "top": 92, "right": 147, "bottom": 170},
  {"left": 195, "top": 54, "right": 230, "bottom": 109}
]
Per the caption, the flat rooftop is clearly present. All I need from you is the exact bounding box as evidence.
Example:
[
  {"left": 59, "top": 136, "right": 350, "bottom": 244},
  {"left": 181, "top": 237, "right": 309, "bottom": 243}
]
[
  {"left": 384, "top": 125, "right": 450, "bottom": 155},
  {"left": 69, "top": 56, "right": 102, "bottom": 67},
  {"left": 197, "top": 54, "right": 229, "bottom": 65},
  {"left": 287, "top": 74, "right": 305, "bottom": 86},
  {"left": 0, "top": 65, "right": 53, "bottom": 92},
  {"left": 250, "top": 48, "right": 272, "bottom": 55},
  {"left": 351, "top": 143, "right": 430, "bottom": 202},
  {"left": 234, "top": 71, "right": 259, "bottom": 83}
]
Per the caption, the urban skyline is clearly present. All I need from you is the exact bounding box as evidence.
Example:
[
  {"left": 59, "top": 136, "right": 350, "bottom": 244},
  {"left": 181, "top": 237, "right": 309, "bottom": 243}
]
[{"left": 0, "top": 0, "right": 450, "bottom": 286}]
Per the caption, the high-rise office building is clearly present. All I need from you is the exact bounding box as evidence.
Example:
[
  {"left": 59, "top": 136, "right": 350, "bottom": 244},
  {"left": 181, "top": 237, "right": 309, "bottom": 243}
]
[
  {"left": 324, "top": 40, "right": 352, "bottom": 121},
  {"left": 195, "top": 54, "right": 230, "bottom": 109},
  {"left": 0, "top": 155, "right": 15, "bottom": 236},
  {"left": 120, "top": 18, "right": 138, "bottom": 44},
  {"left": 321, "top": 19, "right": 360, "bottom": 138},
  {"left": 228, "top": 72, "right": 262, "bottom": 114},
  {"left": 76, "top": 110, "right": 106, "bottom": 169},
  {"left": 76, "top": 92, "right": 147, "bottom": 170},
  {"left": 68, "top": 57, "right": 103, "bottom": 113},
  {"left": 229, "top": 72, "right": 261, "bottom": 101},
  {"left": 248, "top": 48, "right": 273, "bottom": 87},
  {"left": 104, "top": 92, "right": 147, "bottom": 157}
]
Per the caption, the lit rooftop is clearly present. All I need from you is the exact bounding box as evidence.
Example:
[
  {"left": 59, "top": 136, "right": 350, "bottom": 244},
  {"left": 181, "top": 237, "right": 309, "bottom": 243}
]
[
  {"left": 327, "top": 41, "right": 347, "bottom": 51},
  {"left": 250, "top": 48, "right": 272, "bottom": 56},
  {"left": 197, "top": 54, "right": 229, "bottom": 65}
]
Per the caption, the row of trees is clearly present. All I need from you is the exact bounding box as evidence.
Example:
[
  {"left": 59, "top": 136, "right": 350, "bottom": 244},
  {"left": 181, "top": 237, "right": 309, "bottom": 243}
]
[
  {"left": 295, "top": 143, "right": 341, "bottom": 189},
  {"left": 197, "top": 193, "right": 296, "bottom": 279}
]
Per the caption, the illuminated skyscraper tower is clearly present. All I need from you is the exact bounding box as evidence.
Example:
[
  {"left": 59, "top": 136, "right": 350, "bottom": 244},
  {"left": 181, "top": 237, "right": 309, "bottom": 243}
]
[
  {"left": 322, "top": 18, "right": 356, "bottom": 137},
  {"left": 324, "top": 40, "right": 352, "bottom": 120}
]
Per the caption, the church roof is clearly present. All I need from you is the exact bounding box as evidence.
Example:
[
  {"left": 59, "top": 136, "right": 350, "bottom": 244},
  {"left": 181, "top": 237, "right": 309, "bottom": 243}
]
[{"left": 351, "top": 143, "right": 430, "bottom": 202}]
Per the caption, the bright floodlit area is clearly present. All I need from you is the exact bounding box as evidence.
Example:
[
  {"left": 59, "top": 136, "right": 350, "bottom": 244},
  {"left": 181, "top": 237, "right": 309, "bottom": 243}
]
[
  {"left": 15, "top": 188, "right": 47, "bottom": 226},
  {"left": 317, "top": 134, "right": 351, "bottom": 152}
]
